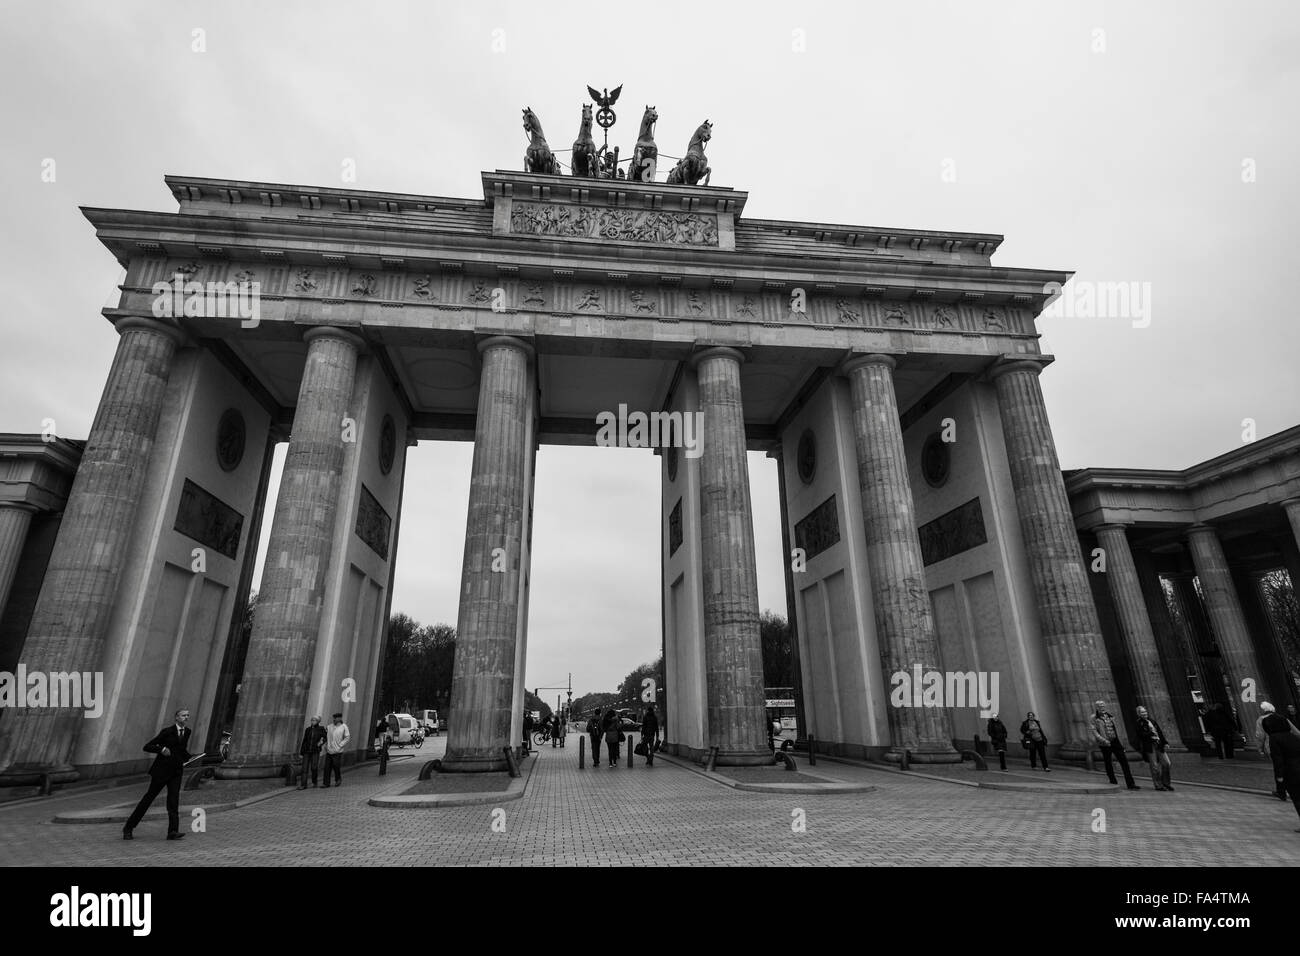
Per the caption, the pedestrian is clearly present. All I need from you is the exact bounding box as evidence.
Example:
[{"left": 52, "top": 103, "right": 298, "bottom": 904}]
[
  {"left": 1091, "top": 700, "right": 1139, "bottom": 790},
  {"left": 1135, "top": 706, "right": 1173, "bottom": 791},
  {"left": 1019, "top": 711, "right": 1050, "bottom": 772},
  {"left": 523, "top": 710, "right": 534, "bottom": 754},
  {"left": 986, "top": 713, "right": 1009, "bottom": 772},
  {"left": 587, "top": 709, "right": 603, "bottom": 767},
  {"left": 323, "top": 712, "right": 349, "bottom": 787},
  {"left": 1266, "top": 719, "right": 1300, "bottom": 831},
  {"left": 552, "top": 712, "right": 560, "bottom": 748},
  {"left": 641, "top": 703, "right": 660, "bottom": 767},
  {"left": 123, "top": 706, "right": 194, "bottom": 841},
  {"left": 1258, "top": 702, "right": 1300, "bottom": 801},
  {"left": 373, "top": 715, "right": 389, "bottom": 754},
  {"left": 1206, "top": 702, "right": 1235, "bottom": 759},
  {"left": 558, "top": 712, "right": 567, "bottom": 748},
  {"left": 297, "top": 715, "right": 326, "bottom": 789},
  {"left": 602, "top": 707, "right": 621, "bottom": 767}
]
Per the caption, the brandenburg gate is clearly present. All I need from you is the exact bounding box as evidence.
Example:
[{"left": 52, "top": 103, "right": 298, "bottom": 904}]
[{"left": 0, "top": 103, "right": 1129, "bottom": 782}]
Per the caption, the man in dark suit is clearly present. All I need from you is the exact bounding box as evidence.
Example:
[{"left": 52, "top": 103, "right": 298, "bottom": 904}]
[{"left": 123, "top": 706, "right": 194, "bottom": 840}]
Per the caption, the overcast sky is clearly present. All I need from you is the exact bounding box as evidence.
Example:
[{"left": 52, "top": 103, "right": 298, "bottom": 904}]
[{"left": 3, "top": 1, "right": 1297, "bottom": 697}]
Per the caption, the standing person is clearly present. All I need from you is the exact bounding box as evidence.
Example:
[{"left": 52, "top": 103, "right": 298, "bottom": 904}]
[
  {"left": 1206, "top": 703, "right": 1235, "bottom": 759},
  {"left": 1019, "top": 711, "right": 1050, "bottom": 772},
  {"left": 1091, "top": 700, "right": 1139, "bottom": 790},
  {"left": 123, "top": 707, "right": 194, "bottom": 841},
  {"left": 552, "top": 712, "right": 560, "bottom": 748},
  {"left": 602, "top": 707, "right": 621, "bottom": 768},
  {"left": 587, "top": 710, "right": 603, "bottom": 767},
  {"left": 986, "top": 713, "right": 1009, "bottom": 772},
  {"left": 641, "top": 703, "right": 660, "bottom": 766},
  {"left": 323, "top": 712, "right": 349, "bottom": 788},
  {"left": 1267, "top": 720, "right": 1300, "bottom": 831},
  {"left": 373, "top": 715, "right": 390, "bottom": 754},
  {"left": 558, "top": 712, "right": 567, "bottom": 749},
  {"left": 1135, "top": 706, "right": 1173, "bottom": 791},
  {"left": 297, "top": 715, "right": 326, "bottom": 789},
  {"left": 1258, "top": 702, "right": 1300, "bottom": 800},
  {"left": 523, "top": 711, "right": 534, "bottom": 754}
]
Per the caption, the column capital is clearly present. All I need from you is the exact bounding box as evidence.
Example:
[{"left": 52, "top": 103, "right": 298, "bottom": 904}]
[
  {"left": 0, "top": 501, "right": 39, "bottom": 515},
  {"left": 477, "top": 334, "right": 535, "bottom": 360},
  {"left": 302, "top": 325, "right": 366, "bottom": 352},
  {"left": 1093, "top": 522, "right": 1133, "bottom": 534},
  {"left": 839, "top": 352, "right": 901, "bottom": 377},
  {"left": 1185, "top": 523, "right": 1217, "bottom": 537},
  {"left": 689, "top": 345, "right": 745, "bottom": 370},
  {"left": 986, "top": 353, "right": 1055, "bottom": 382},
  {"left": 1279, "top": 497, "right": 1300, "bottom": 510},
  {"left": 112, "top": 314, "right": 189, "bottom": 347}
]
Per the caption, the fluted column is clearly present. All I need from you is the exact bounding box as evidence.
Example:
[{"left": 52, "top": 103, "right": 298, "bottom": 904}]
[
  {"left": 0, "top": 316, "right": 184, "bottom": 785},
  {"left": 692, "top": 347, "right": 770, "bottom": 765},
  {"left": 1185, "top": 524, "right": 1264, "bottom": 744},
  {"left": 1094, "top": 523, "right": 1182, "bottom": 749},
  {"left": 844, "top": 354, "right": 958, "bottom": 762},
  {"left": 221, "top": 327, "right": 362, "bottom": 776},
  {"left": 991, "top": 357, "right": 1119, "bottom": 759},
  {"left": 1282, "top": 499, "right": 1300, "bottom": 554},
  {"left": 442, "top": 336, "right": 534, "bottom": 772},
  {"left": 0, "top": 503, "right": 36, "bottom": 622}
]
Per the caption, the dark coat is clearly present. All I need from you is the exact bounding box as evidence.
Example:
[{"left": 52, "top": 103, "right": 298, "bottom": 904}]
[
  {"left": 587, "top": 715, "right": 601, "bottom": 736},
  {"left": 1020, "top": 719, "right": 1047, "bottom": 745},
  {"left": 987, "top": 718, "right": 1008, "bottom": 748},
  {"left": 300, "top": 724, "right": 327, "bottom": 755},
  {"left": 1136, "top": 716, "right": 1169, "bottom": 755},
  {"left": 642, "top": 710, "right": 660, "bottom": 739},
  {"left": 143, "top": 724, "right": 193, "bottom": 779}
]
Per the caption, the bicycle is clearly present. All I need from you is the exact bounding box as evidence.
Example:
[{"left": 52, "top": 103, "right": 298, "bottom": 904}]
[
  {"left": 532, "top": 729, "right": 551, "bottom": 748},
  {"left": 411, "top": 728, "right": 425, "bottom": 748}
]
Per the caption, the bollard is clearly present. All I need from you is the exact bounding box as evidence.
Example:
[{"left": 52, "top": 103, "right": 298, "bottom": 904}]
[
  {"left": 627, "top": 734, "right": 634, "bottom": 768},
  {"left": 705, "top": 746, "right": 718, "bottom": 772},
  {"left": 503, "top": 747, "right": 521, "bottom": 778},
  {"left": 808, "top": 735, "right": 816, "bottom": 766},
  {"left": 1085, "top": 748, "right": 1095, "bottom": 772},
  {"left": 899, "top": 748, "right": 910, "bottom": 771},
  {"left": 579, "top": 734, "right": 586, "bottom": 769}
]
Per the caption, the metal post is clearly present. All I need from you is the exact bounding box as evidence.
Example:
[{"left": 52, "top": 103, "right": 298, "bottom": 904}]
[
  {"left": 627, "top": 734, "right": 634, "bottom": 768},
  {"left": 579, "top": 734, "right": 585, "bottom": 769},
  {"left": 807, "top": 734, "right": 816, "bottom": 766}
]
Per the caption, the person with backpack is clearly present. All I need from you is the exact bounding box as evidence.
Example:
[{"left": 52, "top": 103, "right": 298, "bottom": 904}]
[
  {"left": 640, "top": 703, "right": 660, "bottom": 767},
  {"left": 602, "top": 707, "right": 621, "bottom": 767},
  {"left": 986, "top": 713, "right": 1009, "bottom": 772},
  {"left": 587, "top": 709, "right": 603, "bottom": 767},
  {"left": 1020, "top": 711, "right": 1050, "bottom": 772}
]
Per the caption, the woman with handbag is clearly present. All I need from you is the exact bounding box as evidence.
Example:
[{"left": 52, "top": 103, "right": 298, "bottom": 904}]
[
  {"left": 602, "top": 707, "right": 621, "bottom": 768},
  {"left": 1020, "top": 711, "right": 1050, "bottom": 771}
]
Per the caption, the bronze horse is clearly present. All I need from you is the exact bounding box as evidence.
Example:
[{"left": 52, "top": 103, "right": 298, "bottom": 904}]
[
  {"left": 627, "top": 105, "right": 658, "bottom": 182},
  {"left": 522, "top": 106, "right": 560, "bottom": 175},
  {"left": 571, "top": 103, "right": 598, "bottom": 178},
  {"left": 666, "top": 120, "right": 712, "bottom": 186}
]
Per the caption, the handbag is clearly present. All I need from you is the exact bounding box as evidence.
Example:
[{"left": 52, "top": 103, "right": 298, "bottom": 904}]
[
  {"left": 1020, "top": 737, "right": 1029, "bottom": 750},
  {"left": 618, "top": 731, "right": 626, "bottom": 742},
  {"left": 634, "top": 741, "right": 647, "bottom": 756}
]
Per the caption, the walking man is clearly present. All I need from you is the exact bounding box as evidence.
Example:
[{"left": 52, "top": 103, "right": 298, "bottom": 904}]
[
  {"left": 1258, "top": 702, "right": 1300, "bottom": 800},
  {"left": 1092, "top": 700, "right": 1139, "bottom": 790},
  {"left": 602, "top": 707, "right": 621, "bottom": 767},
  {"left": 297, "top": 715, "right": 327, "bottom": 789},
  {"left": 1135, "top": 705, "right": 1173, "bottom": 791},
  {"left": 1206, "top": 702, "right": 1235, "bottom": 759},
  {"left": 987, "top": 713, "right": 1009, "bottom": 772},
  {"left": 641, "top": 703, "right": 660, "bottom": 767},
  {"left": 323, "top": 712, "right": 349, "bottom": 787},
  {"left": 588, "top": 709, "right": 603, "bottom": 767},
  {"left": 123, "top": 706, "right": 194, "bottom": 841}
]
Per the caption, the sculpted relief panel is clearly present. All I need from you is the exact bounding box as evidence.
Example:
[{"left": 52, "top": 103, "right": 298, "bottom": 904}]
[{"left": 509, "top": 201, "right": 719, "bottom": 246}]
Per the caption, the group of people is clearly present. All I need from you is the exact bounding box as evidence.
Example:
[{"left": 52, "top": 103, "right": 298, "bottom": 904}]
[
  {"left": 585, "top": 704, "right": 660, "bottom": 767},
  {"left": 296, "top": 714, "right": 351, "bottom": 789},
  {"left": 985, "top": 701, "right": 1176, "bottom": 790}
]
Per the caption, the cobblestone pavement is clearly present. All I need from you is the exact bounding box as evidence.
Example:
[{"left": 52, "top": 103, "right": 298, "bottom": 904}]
[{"left": 2, "top": 737, "right": 1298, "bottom": 867}]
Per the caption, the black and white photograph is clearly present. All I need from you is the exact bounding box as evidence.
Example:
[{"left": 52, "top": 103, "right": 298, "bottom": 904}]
[{"left": 0, "top": 0, "right": 1296, "bottom": 931}]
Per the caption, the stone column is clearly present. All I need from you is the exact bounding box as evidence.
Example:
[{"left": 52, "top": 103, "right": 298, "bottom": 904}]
[
  {"left": 843, "top": 354, "right": 958, "bottom": 762},
  {"left": 1094, "top": 523, "right": 1182, "bottom": 749},
  {"left": 1185, "top": 524, "right": 1265, "bottom": 744},
  {"left": 442, "top": 336, "right": 534, "bottom": 772},
  {"left": 1281, "top": 499, "right": 1300, "bottom": 554},
  {"left": 0, "top": 503, "right": 36, "bottom": 621},
  {"left": 221, "top": 327, "right": 362, "bottom": 777},
  {"left": 0, "top": 316, "right": 184, "bottom": 785},
  {"left": 691, "top": 347, "right": 770, "bottom": 766},
  {"left": 990, "top": 357, "right": 1120, "bottom": 759}
]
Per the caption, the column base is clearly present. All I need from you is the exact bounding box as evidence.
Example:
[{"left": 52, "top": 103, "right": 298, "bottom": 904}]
[
  {"left": 713, "top": 748, "right": 778, "bottom": 768},
  {"left": 0, "top": 764, "right": 79, "bottom": 787},
  {"left": 214, "top": 755, "right": 292, "bottom": 780},
  {"left": 882, "top": 744, "right": 962, "bottom": 765},
  {"left": 439, "top": 750, "right": 511, "bottom": 773}
]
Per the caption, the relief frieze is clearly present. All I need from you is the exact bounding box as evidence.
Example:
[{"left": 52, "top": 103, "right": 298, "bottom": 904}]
[{"left": 509, "top": 201, "right": 719, "bottom": 246}]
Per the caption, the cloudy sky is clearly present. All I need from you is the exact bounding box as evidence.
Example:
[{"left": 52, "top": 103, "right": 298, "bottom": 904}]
[{"left": 3, "top": 1, "right": 1297, "bottom": 697}]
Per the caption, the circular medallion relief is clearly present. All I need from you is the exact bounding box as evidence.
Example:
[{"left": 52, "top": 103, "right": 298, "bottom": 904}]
[
  {"left": 379, "top": 415, "right": 396, "bottom": 475},
  {"left": 796, "top": 429, "right": 817, "bottom": 485},
  {"left": 922, "top": 432, "right": 950, "bottom": 488},
  {"left": 216, "top": 409, "right": 246, "bottom": 472},
  {"left": 665, "top": 445, "right": 679, "bottom": 483}
]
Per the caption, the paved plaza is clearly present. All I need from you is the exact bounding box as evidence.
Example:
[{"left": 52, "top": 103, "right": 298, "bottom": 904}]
[{"left": 2, "top": 739, "right": 1297, "bottom": 867}]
